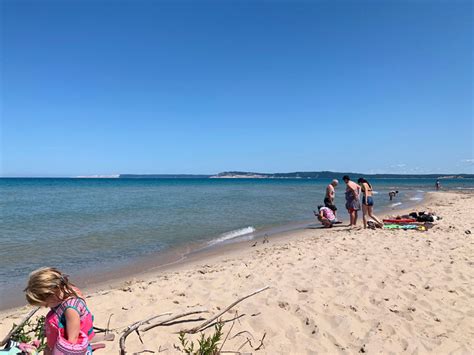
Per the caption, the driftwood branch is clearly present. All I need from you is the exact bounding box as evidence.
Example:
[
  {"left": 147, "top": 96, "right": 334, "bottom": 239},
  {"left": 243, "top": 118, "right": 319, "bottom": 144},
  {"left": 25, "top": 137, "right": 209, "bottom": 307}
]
[
  {"left": 0, "top": 307, "right": 40, "bottom": 346},
  {"left": 219, "top": 311, "right": 237, "bottom": 352},
  {"left": 142, "top": 309, "right": 208, "bottom": 332},
  {"left": 237, "top": 338, "right": 251, "bottom": 352},
  {"left": 195, "top": 313, "right": 245, "bottom": 334},
  {"left": 255, "top": 332, "right": 266, "bottom": 350},
  {"left": 120, "top": 309, "right": 208, "bottom": 354},
  {"left": 119, "top": 286, "right": 268, "bottom": 353},
  {"left": 106, "top": 313, "right": 113, "bottom": 334},
  {"left": 93, "top": 313, "right": 114, "bottom": 334},
  {"left": 182, "top": 286, "right": 270, "bottom": 334},
  {"left": 119, "top": 312, "right": 172, "bottom": 355},
  {"left": 230, "top": 330, "right": 254, "bottom": 340}
]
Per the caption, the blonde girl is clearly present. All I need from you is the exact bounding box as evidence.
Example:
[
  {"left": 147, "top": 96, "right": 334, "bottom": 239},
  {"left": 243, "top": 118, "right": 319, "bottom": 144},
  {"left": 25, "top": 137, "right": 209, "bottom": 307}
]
[{"left": 24, "top": 267, "right": 95, "bottom": 354}]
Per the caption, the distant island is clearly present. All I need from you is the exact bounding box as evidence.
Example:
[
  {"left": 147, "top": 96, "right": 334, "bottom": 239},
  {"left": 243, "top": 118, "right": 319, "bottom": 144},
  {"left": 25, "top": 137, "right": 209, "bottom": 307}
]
[{"left": 119, "top": 171, "right": 474, "bottom": 179}]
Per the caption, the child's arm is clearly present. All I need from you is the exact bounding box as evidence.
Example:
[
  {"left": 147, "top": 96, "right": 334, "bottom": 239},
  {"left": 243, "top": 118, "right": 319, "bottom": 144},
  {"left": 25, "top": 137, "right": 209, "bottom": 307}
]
[{"left": 64, "top": 308, "right": 81, "bottom": 343}]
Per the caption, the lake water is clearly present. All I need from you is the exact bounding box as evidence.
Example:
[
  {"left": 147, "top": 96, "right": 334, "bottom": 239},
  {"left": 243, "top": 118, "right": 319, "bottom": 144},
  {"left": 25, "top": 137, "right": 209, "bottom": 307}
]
[{"left": 1, "top": 177, "right": 472, "bottom": 308}]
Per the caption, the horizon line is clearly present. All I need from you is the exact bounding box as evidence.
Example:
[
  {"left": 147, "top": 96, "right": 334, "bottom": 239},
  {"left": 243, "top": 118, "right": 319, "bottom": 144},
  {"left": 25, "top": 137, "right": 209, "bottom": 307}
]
[{"left": 1, "top": 171, "right": 473, "bottom": 179}]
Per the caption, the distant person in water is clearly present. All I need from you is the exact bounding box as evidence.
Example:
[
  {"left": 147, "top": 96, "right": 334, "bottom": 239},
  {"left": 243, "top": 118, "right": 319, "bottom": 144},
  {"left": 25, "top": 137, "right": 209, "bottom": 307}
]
[
  {"left": 324, "top": 179, "right": 338, "bottom": 215},
  {"left": 435, "top": 180, "right": 441, "bottom": 191},
  {"left": 389, "top": 190, "right": 399, "bottom": 201},
  {"left": 315, "top": 205, "right": 337, "bottom": 228},
  {"left": 342, "top": 175, "right": 361, "bottom": 227},
  {"left": 358, "top": 178, "right": 383, "bottom": 228}
]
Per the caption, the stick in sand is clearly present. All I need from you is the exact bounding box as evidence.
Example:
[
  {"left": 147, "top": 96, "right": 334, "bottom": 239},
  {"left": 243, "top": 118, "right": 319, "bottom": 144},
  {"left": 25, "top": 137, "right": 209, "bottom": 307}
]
[
  {"left": 142, "top": 309, "right": 208, "bottom": 332},
  {"left": 182, "top": 286, "right": 270, "bottom": 334},
  {"left": 119, "top": 312, "right": 172, "bottom": 355},
  {"left": 0, "top": 307, "right": 40, "bottom": 346},
  {"left": 120, "top": 309, "right": 208, "bottom": 354}
]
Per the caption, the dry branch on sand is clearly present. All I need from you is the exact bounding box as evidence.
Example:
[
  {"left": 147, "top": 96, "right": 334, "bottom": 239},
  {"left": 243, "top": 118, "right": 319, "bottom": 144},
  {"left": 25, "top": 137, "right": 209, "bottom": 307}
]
[
  {"left": 182, "top": 286, "right": 270, "bottom": 334},
  {"left": 118, "top": 286, "right": 270, "bottom": 354},
  {"left": 119, "top": 309, "right": 210, "bottom": 354},
  {"left": 0, "top": 307, "right": 40, "bottom": 346}
]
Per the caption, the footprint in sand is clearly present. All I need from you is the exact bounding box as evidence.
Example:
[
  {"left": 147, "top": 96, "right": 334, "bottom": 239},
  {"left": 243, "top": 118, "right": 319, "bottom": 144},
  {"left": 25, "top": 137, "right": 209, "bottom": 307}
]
[
  {"left": 301, "top": 316, "right": 319, "bottom": 336},
  {"left": 400, "top": 339, "right": 409, "bottom": 351},
  {"left": 278, "top": 301, "right": 290, "bottom": 310}
]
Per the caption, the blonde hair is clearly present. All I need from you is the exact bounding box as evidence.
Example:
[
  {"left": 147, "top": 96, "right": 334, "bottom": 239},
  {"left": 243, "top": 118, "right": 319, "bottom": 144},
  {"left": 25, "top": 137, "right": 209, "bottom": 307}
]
[{"left": 24, "top": 267, "right": 79, "bottom": 306}]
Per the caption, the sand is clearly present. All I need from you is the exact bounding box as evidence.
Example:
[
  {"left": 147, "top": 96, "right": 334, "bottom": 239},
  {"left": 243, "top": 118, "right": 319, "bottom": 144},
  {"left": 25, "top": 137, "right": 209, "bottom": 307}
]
[{"left": 1, "top": 191, "right": 473, "bottom": 354}]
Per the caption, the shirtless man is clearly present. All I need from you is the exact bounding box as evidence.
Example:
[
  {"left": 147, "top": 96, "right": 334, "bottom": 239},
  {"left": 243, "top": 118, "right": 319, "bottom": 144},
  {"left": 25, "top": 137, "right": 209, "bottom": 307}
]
[
  {"left": 324, "top": 179, "right": 338, "bottom": 215},
  {"left": 342, "top": 175, "right": 361, "bottom": 227}
]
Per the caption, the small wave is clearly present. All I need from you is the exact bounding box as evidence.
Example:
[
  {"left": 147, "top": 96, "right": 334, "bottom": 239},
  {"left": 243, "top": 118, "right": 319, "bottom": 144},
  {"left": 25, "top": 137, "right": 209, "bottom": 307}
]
[
  {"left": 417, "top": 190, "right": 425, "bottom": 193},
  {"left": 372, "top": 191, "right": 379, "bottom": 194},
  {"left": 391, "top": 202, "right": 402, "bottom": 207},
  {"left": 208, "top": 226, "right": 256, "bottom": 246},
  {"left": 409, "top": 197, "right": 422, "bottom": 201},
  {"left": 457, "top": 187, "right": 474, "bottom": 190}
]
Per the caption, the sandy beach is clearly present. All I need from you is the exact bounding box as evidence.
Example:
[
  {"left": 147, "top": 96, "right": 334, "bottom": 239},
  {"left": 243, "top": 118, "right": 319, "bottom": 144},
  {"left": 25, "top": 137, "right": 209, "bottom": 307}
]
[{"left": 1, "top": 191, "right": 473, "bottom": 354}]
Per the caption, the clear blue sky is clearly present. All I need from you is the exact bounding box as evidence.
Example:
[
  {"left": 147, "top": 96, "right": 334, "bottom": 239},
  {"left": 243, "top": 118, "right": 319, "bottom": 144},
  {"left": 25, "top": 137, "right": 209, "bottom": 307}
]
[{"left": 1, "top": 0, "right": 472, "bottom": 177}]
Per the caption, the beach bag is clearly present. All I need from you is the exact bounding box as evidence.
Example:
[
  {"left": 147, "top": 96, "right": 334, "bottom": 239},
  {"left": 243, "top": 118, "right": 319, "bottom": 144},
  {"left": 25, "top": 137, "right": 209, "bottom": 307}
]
[{"left": 52, "top": 328, "right": 91, "bottom": 355}]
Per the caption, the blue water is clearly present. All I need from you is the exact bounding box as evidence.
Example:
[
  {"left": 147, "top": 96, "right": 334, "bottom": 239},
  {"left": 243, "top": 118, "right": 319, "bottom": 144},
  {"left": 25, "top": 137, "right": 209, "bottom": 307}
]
[{"left": 1, "top": 177, "right": 473, "bottom": 308}]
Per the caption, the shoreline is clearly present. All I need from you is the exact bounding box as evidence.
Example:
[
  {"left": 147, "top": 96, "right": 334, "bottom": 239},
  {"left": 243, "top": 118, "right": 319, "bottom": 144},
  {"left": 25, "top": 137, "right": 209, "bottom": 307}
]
[
  {"left": 1, "top": 190, "right": 429, "bottom": 313},
  {"left": 0, "top": 190, "right": 427, "bottom": 312},
  {"left": 0, "top": 191, "right": 427, "bottom": 312}
]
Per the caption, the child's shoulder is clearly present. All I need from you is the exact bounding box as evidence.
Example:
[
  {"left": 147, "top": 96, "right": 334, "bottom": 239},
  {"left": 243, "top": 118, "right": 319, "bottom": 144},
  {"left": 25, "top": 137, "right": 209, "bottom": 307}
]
[{"left": 60, "top": 297, "right": 89, "bottom": 314}]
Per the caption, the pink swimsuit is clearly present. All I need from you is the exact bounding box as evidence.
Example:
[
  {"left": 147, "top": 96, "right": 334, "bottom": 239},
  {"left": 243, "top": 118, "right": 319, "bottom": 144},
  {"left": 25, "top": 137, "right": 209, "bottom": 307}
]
[{"left": 45, "top": 297, "right": 95, "bottom": 353}]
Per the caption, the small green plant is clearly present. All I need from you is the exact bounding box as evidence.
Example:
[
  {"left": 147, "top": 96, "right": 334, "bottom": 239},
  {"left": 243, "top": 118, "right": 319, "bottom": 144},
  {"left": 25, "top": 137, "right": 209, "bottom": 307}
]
[
  {"left": 9, "top": 315, "right": 47, "bottom": 351},
  {"left": 178, "top": 322, "right": 224, "bottom": 355}
]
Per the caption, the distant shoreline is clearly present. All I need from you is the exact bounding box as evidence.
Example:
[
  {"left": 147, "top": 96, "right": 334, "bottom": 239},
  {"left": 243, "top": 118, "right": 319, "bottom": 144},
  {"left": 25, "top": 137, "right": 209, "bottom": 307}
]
[
  {"left": 120, "top": 172, "right": 474, "bottom": 179},
  {"left": 1, "top": 171, "right": 473, "bottom": 179}
]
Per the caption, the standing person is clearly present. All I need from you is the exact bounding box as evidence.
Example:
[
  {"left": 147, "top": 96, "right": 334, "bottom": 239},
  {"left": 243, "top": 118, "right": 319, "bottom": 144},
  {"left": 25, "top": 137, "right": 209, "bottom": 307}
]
[
  {"left": 358, "top": 178, "right": 383, "bottom": 228},
  {"left": 343, "top": 175, "right": 361, "bottom": 227},
  {"left": 324, "top": 179, "right": 339, "bottom": 215},
  {"left": 435, "top": 180, "right": 441, "bottom": 191},
  {"left": 24, "top": 267, "right": 95, "bottom": 354}
]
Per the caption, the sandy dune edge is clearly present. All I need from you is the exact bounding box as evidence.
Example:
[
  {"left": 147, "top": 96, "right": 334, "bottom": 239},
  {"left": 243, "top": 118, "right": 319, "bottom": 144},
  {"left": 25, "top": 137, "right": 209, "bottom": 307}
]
[{"left": 1, "top": 191, "right": 473, "bottom": 354}]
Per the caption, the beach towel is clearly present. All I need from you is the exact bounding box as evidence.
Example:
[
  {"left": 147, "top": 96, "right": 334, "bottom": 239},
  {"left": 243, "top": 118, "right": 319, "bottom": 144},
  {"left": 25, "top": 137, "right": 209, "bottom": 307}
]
[{"left": 383, "top": 224, "right": 427, "bottom": 231}]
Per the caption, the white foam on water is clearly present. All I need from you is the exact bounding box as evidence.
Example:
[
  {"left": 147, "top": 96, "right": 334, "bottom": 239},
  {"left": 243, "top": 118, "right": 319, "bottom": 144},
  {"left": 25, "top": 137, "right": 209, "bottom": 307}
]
[
  {"left": 417, "top": 190, "right": 425, "bottom": 193},
  {"left": 457, "top": 187, "right": 474, "bottom": 190},
  {"left": 409, "top": 197, "right": 422, "bottom": 201},
  {"left": 391, "top": 202, "right": 402, "bottom": 207},
  {"left": 208, "top": 226, "right": 256, "bottom": 246},
  {"left": 372, "top": 191, "right": 379, "bottom": 194}
]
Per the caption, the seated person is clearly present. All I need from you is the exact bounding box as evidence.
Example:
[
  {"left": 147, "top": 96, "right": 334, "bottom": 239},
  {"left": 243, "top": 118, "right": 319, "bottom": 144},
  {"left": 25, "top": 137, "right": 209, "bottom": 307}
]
[{"left": 314, "top": 205, "right": 338, "bottom": 228}]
